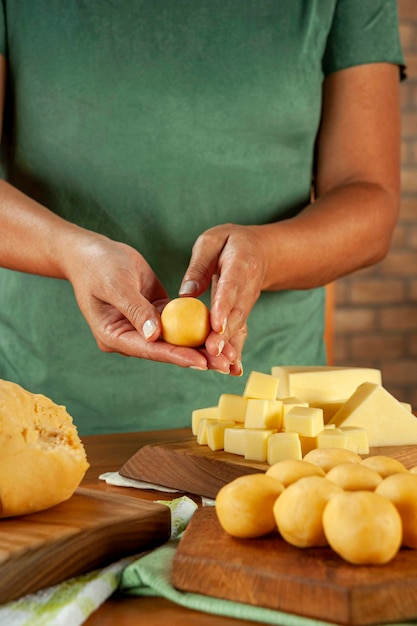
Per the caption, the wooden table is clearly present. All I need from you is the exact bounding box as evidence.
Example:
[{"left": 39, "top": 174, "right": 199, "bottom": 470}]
[{"left": 82, "top": 428, "right": 261, "bottom": 626}]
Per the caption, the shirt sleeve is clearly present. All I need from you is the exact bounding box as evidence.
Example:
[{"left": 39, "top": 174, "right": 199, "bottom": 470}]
[{"left": 322, "top": 0, "right": 406, "bottom": 79}]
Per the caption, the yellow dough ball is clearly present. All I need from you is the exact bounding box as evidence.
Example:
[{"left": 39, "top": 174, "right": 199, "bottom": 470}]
[
  {"left": 273, "top": 476, "right": 342, "bottom": 548},
  {"left": 376, "top": 472, "right": 417, "bottom": 548},
  {"left": 302, "top": 447, "right": 362, "bottom": 473},
  {"left": 360, "top": 455, "right": 408, "bottom": 478},
  {"left": 325, "top": 463, "right": 382, "bottom": 491},
  {"left": 160, "top": 297, "right": 210, "bottom": 347},
  {"left": 323, "top": 490, "right": 402, "bottom": 564},
  {"left": 266, "top": 458, "right": 325, "bottom": 487},
  {"left": 216, "top": 473, "right": 285, "bottom": 539}
]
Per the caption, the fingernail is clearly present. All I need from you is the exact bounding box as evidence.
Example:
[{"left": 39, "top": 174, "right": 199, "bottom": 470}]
[
  {"left": 220, "top": 317, "right": 227, "bottom": 334},
  {"left": 189, "top": 365, "right": 208, "bottom": 371},
  {"left": 179, "top": 280, "right": 198, "bottom": 295},
  {"left": 235, "top": 360, "right": 243, "bottom": 377},
  {"left": 215, "top": 367, "right": 230, "bottom": 375},
  {"left": 143, "top": 319, "right": 158, "bottom": 340},
  {"left": 216, "top": 339, "right": 225, "bottom": 357}
]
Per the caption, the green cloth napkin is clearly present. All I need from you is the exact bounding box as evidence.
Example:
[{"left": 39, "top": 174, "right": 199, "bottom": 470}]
[{"left": 120, "top": 540, "right": 331, "bottom": 626}]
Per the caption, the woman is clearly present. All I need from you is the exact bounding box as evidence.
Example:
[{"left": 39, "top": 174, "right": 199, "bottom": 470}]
[{"left": 0, "top": 1, "right": 404, "bottom": 434}]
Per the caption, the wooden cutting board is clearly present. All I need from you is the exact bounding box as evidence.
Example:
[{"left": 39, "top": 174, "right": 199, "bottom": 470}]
[
  {"left": 172, "top": 507, "right": 417, "bottom": 626},
  {"left": 0, "top": 487, "right": 171, "bottom": 604},
  {"left": 119, "top": 436, "right": 417, "bottom": 499}
]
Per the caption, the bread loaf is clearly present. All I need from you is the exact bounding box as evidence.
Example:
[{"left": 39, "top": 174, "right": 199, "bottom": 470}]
[{"left": 0, "top": 379, "right": 89, "bottom": 518}]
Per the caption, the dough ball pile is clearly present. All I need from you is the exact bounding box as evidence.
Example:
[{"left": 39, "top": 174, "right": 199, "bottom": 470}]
[
  {"left": 215, "top": 447, "right": 417, "bottom": 565},
  {"left": 0, "top": 379, "right": 89, "bottom": 518}
]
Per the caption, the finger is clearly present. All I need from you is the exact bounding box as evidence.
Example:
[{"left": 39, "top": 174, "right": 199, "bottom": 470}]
[
  {"left": 179, "top": 229, "right": 228, "bottom": 299},
  {"left": 95, "top": 306, "right": 210, "bottom": 369},
  {"left": 228, "top": 324, "right": 247, "bottom": 377}
]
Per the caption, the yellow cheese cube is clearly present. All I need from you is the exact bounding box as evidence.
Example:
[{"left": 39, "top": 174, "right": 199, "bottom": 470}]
[
  {"left": 267, "top": 432, "right": 302, "bottom": 465},
  {"left": 271, "top": 365, "right": 382, "bottom": 403},
  {"left": 339, "top": 426, "right": 369, "bottom": 454},
  {"left": 284, "top": 406, "right": 324, "bottom": 437},
  {"left": 281, "top": 397, "right": 309, "bottom": 429},
  {"left": 329, "top": 382, "right": 417, "bottom": 447},
  {"left": 308, "top": 400, "right": 345, "bottom": 424},
  {"left": 192, "top": 406, "right": 218, "bottom": 436},
  {"left": 317, "top": 428, "right": 348, "bottom": 450},
  {"left": 243, "top": 371, "right": 279, "bottom": 400},
  {"left": 244, "top": 399, "right": 283, "bottom": 430},
  {"left": 298, "top": 434, "right": 317, "bottom": 457},
  {"left": 244, "top": 428, "right": 277, "bottom": 462},
  {"left": 206, "top": 420, "right": 236, "bottom": 452},
  {"left": 217, "top": 394, "right": 248, "bottom": 422},
  {"left": 197, "top": 418, "right": 218, "bottom": 445},
  {"left": 224, "top": 427, "right": 246, "bottom": 456}
]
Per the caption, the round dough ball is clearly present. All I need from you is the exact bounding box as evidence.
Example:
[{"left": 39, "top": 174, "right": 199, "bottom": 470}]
[
  {"left": 323, "top": 490, "right": 402, "bottom": 565},
  {"left": 375, "top": 472, "right": 417, "bottom": 548},
  {"left": 302, "top": 447, "right": 362, "bottom": 472},
  {"left": 273, "top": 476, "right": 342, "bottom": 548},
  {"left": 361, "top": 455, "right": 408, "bottom": 478},
  {"left": 160, "top": 297, "right": 210, "bottom": 347},
  {"left": 0, "top": 379, "right": 89, "bottom": 518},
  {"left": 216, "top": 473, "right": 285, "bottom": 538},
  {"left": 325, "top": 463, "right": 382, "bottom": 491},
  {"left": 266, "top": 458, "right": 325, "bottom": 486}
]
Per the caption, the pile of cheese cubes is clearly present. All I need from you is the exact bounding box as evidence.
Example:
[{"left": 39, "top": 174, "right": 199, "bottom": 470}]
[{"left": 192, "top": 366, "right": 417, "bottom": 464}]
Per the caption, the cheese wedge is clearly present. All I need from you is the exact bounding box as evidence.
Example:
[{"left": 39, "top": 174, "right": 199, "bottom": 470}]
[
  {"left": 244, "top": 399, "right": 283, "bottom": 430},
  {"left": 243, "top": 371, "right": 279, "bottom": 400},
  {"left": 197, "top": 418, "right": 217, "bottom": 445},
  {"left": 328, "top": 382, "right": 417, "bottom": 447},
  {"left": 271, "top": 366, "right": 382, "bottom": 403}
]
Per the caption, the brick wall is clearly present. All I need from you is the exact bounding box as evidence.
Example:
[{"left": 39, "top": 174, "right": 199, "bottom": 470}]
[{"left": 333, "top": 0, "right": 417, "bottom": 409}]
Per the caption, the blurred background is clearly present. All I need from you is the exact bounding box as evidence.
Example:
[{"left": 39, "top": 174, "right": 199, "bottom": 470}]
[{"left": 332, "top": 0, "right": 417, "bottom": 408}]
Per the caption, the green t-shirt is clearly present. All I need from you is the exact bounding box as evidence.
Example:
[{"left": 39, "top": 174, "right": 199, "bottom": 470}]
[{"left": 0, "top": 1, "right": 404, "bottom": 434}]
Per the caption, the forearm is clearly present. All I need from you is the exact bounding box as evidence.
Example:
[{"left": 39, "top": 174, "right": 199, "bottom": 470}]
[
  {"left": 0, "top": 179, "right": 89, "bottom": 279},
  {"left": 259, "top": 179, "right": 399, "bottom": 291}
]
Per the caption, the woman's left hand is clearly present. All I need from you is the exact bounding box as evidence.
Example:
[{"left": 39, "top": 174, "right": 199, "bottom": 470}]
[{"left": 180, "top": 223, "right": 269, "bottom": 377}]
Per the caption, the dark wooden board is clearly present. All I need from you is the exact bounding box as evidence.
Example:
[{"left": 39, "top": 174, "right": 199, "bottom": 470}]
[
  {"left": 172, "top": 507, "right": 417, "bottom": 626},
  {"left": 0, "top": 487, "right": 171, "bottom": 604},
  {"left": 119, "top": 436, "right": 417, "bottom": 499}
]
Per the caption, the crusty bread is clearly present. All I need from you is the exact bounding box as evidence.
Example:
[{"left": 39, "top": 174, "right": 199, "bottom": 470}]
[{"left": 0, "top": 379, "right": 89, "bottom": 518}]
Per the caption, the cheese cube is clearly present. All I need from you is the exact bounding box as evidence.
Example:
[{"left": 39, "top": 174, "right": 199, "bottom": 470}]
[
  {"left": 244, "top": 399, "right": 283, "bottom": 430},
  {"left": 224, "top": 427, "right": 246, "bottom": 456},
  {"left": 316, "top": 428, "right": 348, "bottom": 450},
  {"left": 339, "top": 426, "right": 369, "bottom": 455},
  {"left": 206, "top": 420, "right": 236, "bottom": 451},
  {"left": 192, "top": 406, "right": 218, "bottom": 436},
  {"left": 308, "top": 400, "right": 344, "bottom": 424},
  {"left": 197, "top": 418, "right": 218, "bottom": 445},
  {"left": 284, "top": 406, "right": 324, "bottom": 437},
  {"left": 281, "top": 397, "right": 309, "bottom": 429},
  {"left": 267, "top": 432, "right": 302, "bottom": 464},
  {"left": 217, "top": 394, "right": 248, "bottom": 422},
  {"left": 244, "top": 428, "right": 277, "bottom": 462},
  {"left": 243, "top": 371, "right": 279, "bottom": 400},
  {"left": 329, "top": 382, "right": 417, "bottom": 447},
  {"left": 271, "top": 366, "right": 382, "bottom": 403}
]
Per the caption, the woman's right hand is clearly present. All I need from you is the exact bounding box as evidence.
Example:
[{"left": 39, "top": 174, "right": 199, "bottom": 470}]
[{"left": 61, "top": 229, "right": 233, "bottom": 372}]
